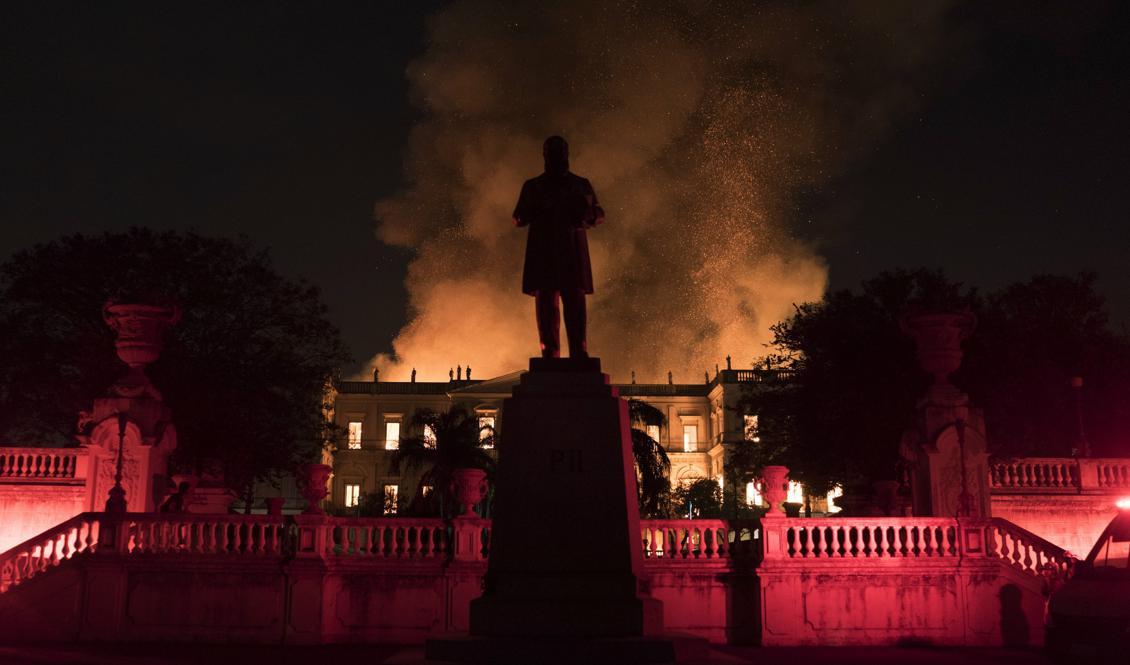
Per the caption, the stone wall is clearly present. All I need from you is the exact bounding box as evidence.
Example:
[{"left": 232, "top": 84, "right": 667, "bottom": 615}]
[{"left": 990, "top": 494, "right": 1118, "bottom": 559}]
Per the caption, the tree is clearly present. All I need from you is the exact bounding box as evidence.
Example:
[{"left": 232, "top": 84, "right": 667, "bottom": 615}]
[
  {"left": 627, "top": 399, "right": 672, "bottom": 518},
  {"left": 747, "top": 268, "right": 1130, "bottom": 497},
  {"left": 392, "top": 405, "right": 496, "bottom": 519},
  {"left": 964, "top": 273, "right": 1130, "bottom": 458},
  {"left": 0, "top": 229, "right": 350, "bottom": 501},
  {"left": 672, "top": 478, "right": 722, "bottom": 519},
  {"left": 746, "top": 269, "right": 978, "bottom": 494}
]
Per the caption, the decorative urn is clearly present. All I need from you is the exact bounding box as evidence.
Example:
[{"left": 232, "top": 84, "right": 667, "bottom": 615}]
[
  {"left": 760, "top": 465, "right": 790, "bottom": 517},
  {"left": 299, "top": 463, "right": 333, "bottom": 515},
  {"left": 451, "top": 468, "right": 489, "bottom": 519},
  {"left": 102, "top": 302, "right": 181, "bottom": 399},
  {"left": 900, "top": 311, "right": 976, "bottom": 400}
]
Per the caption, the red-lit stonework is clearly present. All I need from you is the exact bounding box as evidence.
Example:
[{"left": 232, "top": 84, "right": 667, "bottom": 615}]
[{"left": 2, "top": 309, "right": 1129, "bottom": 649}]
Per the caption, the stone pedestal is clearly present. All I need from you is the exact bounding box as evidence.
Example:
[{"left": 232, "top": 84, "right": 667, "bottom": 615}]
[{"left": 426, "top": 358, "right": 705, "bottom": 663}]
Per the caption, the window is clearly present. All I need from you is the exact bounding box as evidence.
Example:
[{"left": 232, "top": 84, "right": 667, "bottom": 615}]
[
  {"left": 347, "top": 421, "right": 363, "bottom": 449},
  {"left": 382, "top": 484, "right": 399, "bottom": 515},
  {"left": 421, "top": 484, "right": 433, "bottom": 497},
  {"left": 478, "top": 415, "right": 495, "bottom": 449},
  {"left": 787, "top": 481, "right": 805, "bottom": 505},
  {"left": 384, "top": 419, "right": 401, "bottom": 450},
  {"left": 423, "top": 424, "right": 437, "bottom": 449},
  {"left": 682, "top": 424, "right": 698, "bottom": 452},
  {"left": 646, "top": 425, "right": 660, "bottom": 443},
  {"left": 826, "top": 485, "right": 843, "bottom": 514},
  {"left": 744, "top": 415, "right": 760, "bottom": 443},
  {"left": 344, "top": 483, "right": 361, "bottom": 508},
  {"left": 746, "top": 481, "right": 763, "bottom": 507}
]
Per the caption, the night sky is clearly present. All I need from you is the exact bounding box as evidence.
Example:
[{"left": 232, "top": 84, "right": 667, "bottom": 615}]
[{"left": 3, "top": 1, "right": 1127, "bottom": 372}]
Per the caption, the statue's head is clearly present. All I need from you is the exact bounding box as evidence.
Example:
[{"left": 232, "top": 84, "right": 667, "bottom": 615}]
[{"left": 543, "top": 135, "right": 569, "bottom": 174}]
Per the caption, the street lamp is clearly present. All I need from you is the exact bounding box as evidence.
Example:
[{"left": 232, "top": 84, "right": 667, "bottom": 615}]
[
  {"left": 955, "top": 418, "right": 974, "bottom": 518},
  {"left": 105, "top": 412, "right": 129, "bottom": 514},
  {"left": 1070, "top": 376, "right": 1091, "bottom": 458}
]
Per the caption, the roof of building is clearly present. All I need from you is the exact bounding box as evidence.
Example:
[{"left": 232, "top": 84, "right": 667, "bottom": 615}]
[{"left": 335, "top": 368, "right": 791, "bottom": 397}]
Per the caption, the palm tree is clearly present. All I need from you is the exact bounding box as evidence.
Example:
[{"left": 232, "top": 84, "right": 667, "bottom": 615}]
[
  {"left": 628, "top": 399, "right": 671, "bottom": 517},
  {"left": 392, "top": 406, "right": 496, "bottom": 518}
]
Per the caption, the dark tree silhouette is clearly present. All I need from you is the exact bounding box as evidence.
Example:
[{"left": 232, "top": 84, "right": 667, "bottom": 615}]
[
  {"left": 627, "top": 399, "right": 671, "bottom": 518},
  {"left": 0, "top": 228, "right": 350, "bottom": 501},
  {"left": 744, "top": 269, "right": 1130, "bottom": 496}
]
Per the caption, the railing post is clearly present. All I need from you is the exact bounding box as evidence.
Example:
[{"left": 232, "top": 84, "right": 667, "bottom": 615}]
[
  {"left": 760, "top": 517, "right": 785, "bottom": 560},
  {"left": 452, "top": 517, "right": 486, "bottom": 562},
  {"left": 95, "top": 513, "right": 130, "bottom": 554},
  {"left": 292, "top": 515, "right": 330, "bottom": 559},
  {"left": 1077, "top": 458, "right": 1096, "bottom": 491}
]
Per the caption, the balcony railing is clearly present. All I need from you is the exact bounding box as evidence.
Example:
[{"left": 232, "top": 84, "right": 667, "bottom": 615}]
[
  {"left": 989, "top": 457, "right": 1130, "bottom": 493},
  {"left": 0, "top": 447, "right": 87, "bottom": 482}
]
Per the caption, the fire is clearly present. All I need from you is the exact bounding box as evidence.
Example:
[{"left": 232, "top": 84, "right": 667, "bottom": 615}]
[{"left": 366, "top": 1, "right": 959, "bottom": 382}]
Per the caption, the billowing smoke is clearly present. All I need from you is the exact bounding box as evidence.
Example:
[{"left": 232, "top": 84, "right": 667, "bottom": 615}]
[{"left": 371, "top": 0, "right": 957, "bottom": 382}]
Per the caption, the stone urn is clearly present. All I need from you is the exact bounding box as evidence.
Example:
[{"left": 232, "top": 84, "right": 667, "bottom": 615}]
[
  {"left": 451, "top": 468, "right": 489, "bottom": 519},
  {"left": 102, "top": 302, "right": 181, "bottom": 399},
  {"left": 760, "top": 465, "right": 789, "bottom": 517},
  {"left": 299, "top": 463, "right": 332, "bottom": 515},
  {"left": 900, "top": 311, "right": 976, "bottom": 400}
]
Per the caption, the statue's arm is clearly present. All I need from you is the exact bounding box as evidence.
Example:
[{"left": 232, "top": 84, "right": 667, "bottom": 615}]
[
  {"left": 513, "top": 181, "right": 531, "bottom": 227},
  {"left": 583, "top": 179, "right": 605, "bottom": 228}
]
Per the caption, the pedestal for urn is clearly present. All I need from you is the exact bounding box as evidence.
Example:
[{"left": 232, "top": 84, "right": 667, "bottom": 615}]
[
  {"left": 77, "top": 303, "right": 180, "bottom": 513},
  {"left": 426, "top": 358, "right": 706, "bottom": 664},
  {"left": 899, "top": 311, "right": 991, "bottom": 518}
]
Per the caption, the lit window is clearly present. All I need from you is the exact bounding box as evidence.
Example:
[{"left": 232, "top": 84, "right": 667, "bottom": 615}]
[
  {"left": 344, "top": 483, "right": 361, "bottom": 508},
  {"left": 682, "top": 425, "right": 698, "bottom": 452},
  {"left": 744, "top": 415, "right": 760, "bottom": 443},
  {"left": 423, "top": 424, "right": 437, "bottom": 449},
  {"left": 347, "top": 421, "right": 363, "bottom": 449},
  {"left": 478, "top": 415, "right": 495, "bottom": 449},
  {"left": 826, "top": 485, "right": 843, "bottom": 514},
  {"left": 787, "top": 481, "right": 804, "bottom": 504},
  {"left": 384, "top": 420, "right": 400, "bottom": 450},
  {"left": 382, "top": 484, "right": 399, "bottom": 515},
  {"left": 646, "top": 425, "right": 660, "bottom": 443},
  {"left": 746, "top": 481, "right": 763, "bottom": 507},
  {"left": 421, "top": 484, "right": 433, "bottom": 497}
]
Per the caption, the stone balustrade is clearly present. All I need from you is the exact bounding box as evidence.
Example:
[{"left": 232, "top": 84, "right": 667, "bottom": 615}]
[
  {"left": 989, "top": 456, "right": 1130, "bottom": 492},
  {"left": 984, "top": 517, "right": 1076, "bottom": 583},
  {"left": 0, "top": 447, "right": 87, "bottom": 482},
  {"left": 320, "top": 517, "right": 449, "bottom": 559},
  {"left": 1, "top": 512, "right": 1079, "bottom": 647},
  {"left": 763, "top": 517, "right": 961, "bottom": 560},
  {"left": 0, "top": 512, "right": 101, "bottom": 592},
  {"left": 120, "top": 513, "right": 289, "bottom": 556},
  {"left": 641, "top": 519, "right": 731, "bottom": 560}
]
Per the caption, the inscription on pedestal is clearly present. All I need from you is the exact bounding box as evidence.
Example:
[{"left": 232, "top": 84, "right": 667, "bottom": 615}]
[{"left": 550, "top": 449, "right": 584, "bottom": 473}]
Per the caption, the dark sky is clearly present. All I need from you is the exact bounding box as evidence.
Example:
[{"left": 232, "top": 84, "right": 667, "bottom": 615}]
[{"left": 3, "top": 1, "right": 1127, "bottom": 371}]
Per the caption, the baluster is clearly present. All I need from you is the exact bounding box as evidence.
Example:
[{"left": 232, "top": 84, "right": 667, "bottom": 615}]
[
  {"left": 876, "top": 525, "right": 888, "bottom": 557},
  {"left": 219, "top": 521, "right": 231, "bottom": 553}
]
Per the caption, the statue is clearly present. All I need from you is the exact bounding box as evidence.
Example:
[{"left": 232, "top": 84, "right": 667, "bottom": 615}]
[{"left": 513, "top": 136, "right": 604, "bottom": 358}]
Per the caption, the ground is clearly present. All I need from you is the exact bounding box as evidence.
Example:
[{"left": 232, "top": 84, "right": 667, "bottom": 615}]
[{"left": 0, "top": 644, "right": 1053, "bottom": 664}]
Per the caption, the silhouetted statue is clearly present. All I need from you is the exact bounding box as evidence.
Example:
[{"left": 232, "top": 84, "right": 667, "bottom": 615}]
[{"left": 513, "top": 136, "right": 604, "bottom": 358}]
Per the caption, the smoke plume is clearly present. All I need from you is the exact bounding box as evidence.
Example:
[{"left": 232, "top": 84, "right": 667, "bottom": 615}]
[{"left": 371, "top": 0, "right": 957, "bottom": 382}]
